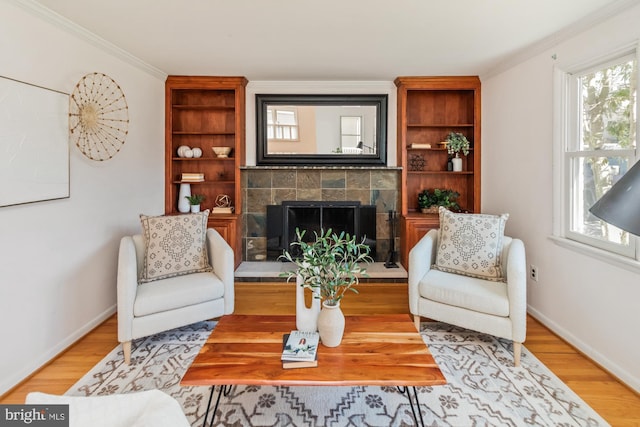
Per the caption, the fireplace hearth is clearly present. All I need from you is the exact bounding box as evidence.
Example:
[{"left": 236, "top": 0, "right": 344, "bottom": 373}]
[{"left": 266, "top": 201, "right": 376, "bottom": 260}]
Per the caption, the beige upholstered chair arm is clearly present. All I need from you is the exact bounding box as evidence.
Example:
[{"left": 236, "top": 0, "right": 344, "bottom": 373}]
[
  {"left": 206, "top": 228, "right": 235, "bottom": 314},
  {"left": 117, "top": 236, "right": 139, "bottom": 343},
  {"left": 408, "top": 229, "right": 438, "bottom": 314},
  {"left": 505, "top": 238, "right": 527, "bottom": 343}
]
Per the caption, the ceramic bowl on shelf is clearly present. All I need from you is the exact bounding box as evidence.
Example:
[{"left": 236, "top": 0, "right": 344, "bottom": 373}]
[{"left": 212, "top": 147, "right": 232, "bottom": 158}]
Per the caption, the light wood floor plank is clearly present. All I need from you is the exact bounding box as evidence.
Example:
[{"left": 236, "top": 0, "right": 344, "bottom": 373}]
[{"left": 1, "top": 282, "right": 638, "bottom": 426}]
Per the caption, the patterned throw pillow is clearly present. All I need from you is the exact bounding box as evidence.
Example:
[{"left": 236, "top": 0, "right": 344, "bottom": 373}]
[
  {"left": 139, "top": 210, "right": 212, "bottom": 283},
  {"left": 434, "top": 207, "right": 509, "bottom": 281}
]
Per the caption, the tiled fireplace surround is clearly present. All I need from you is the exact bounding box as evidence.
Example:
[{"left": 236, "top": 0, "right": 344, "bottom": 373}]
[{"left": 240, "top": 166, "right": 401, "bottom": 262}]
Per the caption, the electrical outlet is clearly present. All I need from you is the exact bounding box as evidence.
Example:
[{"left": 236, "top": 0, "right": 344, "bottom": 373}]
[{"left": 529, "top": 265, "right": 539, "bottom": 282}]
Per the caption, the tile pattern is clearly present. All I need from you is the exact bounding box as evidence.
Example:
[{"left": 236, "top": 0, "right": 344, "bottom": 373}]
[{"left": 241, "top": 167, "right": 401, "bottom": 262}]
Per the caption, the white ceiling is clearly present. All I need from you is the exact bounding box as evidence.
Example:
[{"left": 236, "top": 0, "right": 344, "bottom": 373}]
[{"left": 31, "top": 0, "right": 638, "bottom": 80}]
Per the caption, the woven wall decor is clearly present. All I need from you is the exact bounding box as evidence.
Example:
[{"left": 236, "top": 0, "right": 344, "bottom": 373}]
[{"left": 69, "top": 72, "right": 129, "bottom": 161}]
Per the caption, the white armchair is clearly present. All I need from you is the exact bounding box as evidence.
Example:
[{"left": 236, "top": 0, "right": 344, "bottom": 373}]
[
  {"left": 409, "top": 229, "right": 527, "bottom": 366},
  {"left": 117, "top": 228, "right": 234, "bottom": 364}
]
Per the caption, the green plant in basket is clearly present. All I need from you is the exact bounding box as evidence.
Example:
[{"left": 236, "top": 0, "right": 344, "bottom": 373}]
[
  {"left": 279, "top": 228, "right": 373, "bottom": 306},
  {"left": 418, "top": 188, "right": 460, "bottom": 211}
]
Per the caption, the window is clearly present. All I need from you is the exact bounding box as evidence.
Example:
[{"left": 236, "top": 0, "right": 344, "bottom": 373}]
[
  {"left": 555, "top": 48, "right": 638, "bottom": 258},
  {"left": 340, "top": 116, "right": 362, "bottom": 149},
  {"left": 267, "top": 107, "right": 299, "bottom": 141}
]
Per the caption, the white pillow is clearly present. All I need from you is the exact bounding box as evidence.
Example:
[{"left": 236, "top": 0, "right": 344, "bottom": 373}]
[
  {"left": 139, "top": 210, "right": 212, "bottom": 283},
  {"left": 434, "top": 207, "right": 509, "bottom": 281}
]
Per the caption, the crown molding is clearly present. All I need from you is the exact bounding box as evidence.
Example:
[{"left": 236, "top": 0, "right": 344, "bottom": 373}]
[
  {"left": 9, "top": 0, "right": 167, "bottom": 80},
  {"left": 482, "top": 0, "right": 640, "bottom": 79},
  {"left": 247, "top": 80, "right": 396, "bottom": 93}
]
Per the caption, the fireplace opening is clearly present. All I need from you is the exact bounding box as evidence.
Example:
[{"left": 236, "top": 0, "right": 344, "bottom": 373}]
[{"left": 267, "top": 201, "right": 376, "bottom": 261}]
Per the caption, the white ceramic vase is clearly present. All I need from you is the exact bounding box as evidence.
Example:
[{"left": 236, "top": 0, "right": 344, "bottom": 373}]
[
  {"left": 190, "top": 204, "right": 200, "bottom": 213},
  {"left": 317, "top": 300, "right": 345, "bottom": 347},
  {"left": 452, "top": 155, "right": 463, "bottom": 172},
  {"left": 295, "top": 275, "right": 321, "bottom": 332},
  {"left": 178, "top": 183, "right": 191, "bottom": 213}
]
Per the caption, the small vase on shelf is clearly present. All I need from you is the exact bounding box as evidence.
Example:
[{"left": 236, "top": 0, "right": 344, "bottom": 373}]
[
  {"left": 177, "top": 183, "right": 191, "bottom": 213},
  {"left": 452, "top": 155, "right": 463, "bottom": 172},
  {"left": 190, "top": 204, "right": 201, "bottom": 213}
]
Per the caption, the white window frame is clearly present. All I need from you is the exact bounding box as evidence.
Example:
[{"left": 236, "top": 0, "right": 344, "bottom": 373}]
[
  {"left": 553, "top": 43, "right": 639, "bottom": 260},
  {"left": 267, "top": 107, "right": 299, "bottom": 142}
]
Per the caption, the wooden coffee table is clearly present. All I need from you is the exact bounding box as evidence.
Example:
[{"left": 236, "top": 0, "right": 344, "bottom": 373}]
[{"left": 181, "top": 314, "right": 446, "bottom": 426}]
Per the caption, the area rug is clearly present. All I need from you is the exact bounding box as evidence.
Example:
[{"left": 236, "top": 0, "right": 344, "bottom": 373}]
[{"left": 66, "top": 321, "right": 609, "bottom": 427}]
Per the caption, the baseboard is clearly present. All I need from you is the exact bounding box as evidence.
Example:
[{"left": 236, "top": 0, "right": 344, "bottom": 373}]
[
  {"left": 527, "top": 305, "right": 640, "bottom": 394},
  {"left": 0, "top": 304, "right": 116, "bottom": 398}
]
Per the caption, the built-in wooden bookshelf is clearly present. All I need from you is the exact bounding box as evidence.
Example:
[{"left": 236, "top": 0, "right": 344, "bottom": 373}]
[
  {"left": 395, "top": 76, "right": 481, "bottom": 267},
  {"left": 165, "top": 76, "right": 247, "bottom": 266}
]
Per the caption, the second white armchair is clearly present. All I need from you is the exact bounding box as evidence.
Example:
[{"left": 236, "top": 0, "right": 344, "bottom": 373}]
[{"left": 409, "top": 228, "right": 527, "bottom": 366}]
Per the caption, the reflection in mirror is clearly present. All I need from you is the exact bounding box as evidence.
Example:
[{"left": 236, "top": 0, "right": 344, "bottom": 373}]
[
  {"left": 256, "top": 94, "right": 387, "bottom": 166},
  {"left": 340, "top": 116, "right": 363, "bottom": 153}
]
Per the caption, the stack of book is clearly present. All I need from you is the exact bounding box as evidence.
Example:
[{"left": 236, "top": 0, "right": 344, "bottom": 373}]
[
  {"left": 212, "top": 206, "right": 234, "bottom": 214},
  {"left": 281, "top": 330, "right": 319, "bottom": 369},
  {"left": 410, "top": 143, "right": 431, "bottom": 149},
  {"left": 181, "top": 173, "right": 204, "bottom": 182}
]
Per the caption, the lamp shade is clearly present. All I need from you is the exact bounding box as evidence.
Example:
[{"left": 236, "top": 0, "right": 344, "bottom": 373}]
[{"left": 589, "top": 160, "right": 640, "bottom": 236}]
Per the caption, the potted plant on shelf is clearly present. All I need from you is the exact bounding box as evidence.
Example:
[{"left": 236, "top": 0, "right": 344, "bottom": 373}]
[
  {"left": 185, "top": 194, "right": 205, "bottom": 213},
  {"left": 417, "top": 188, "right": 460, "bottom": 214},
  {"left": 445, "top": 132, "right": 470, "bottom": 171},
  {"left": 279, "top": 228, "right": 373, "bottom": 347}
]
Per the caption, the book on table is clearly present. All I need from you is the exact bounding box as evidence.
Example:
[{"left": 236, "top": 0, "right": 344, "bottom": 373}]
[{"left": 281, "top": 331, "right": 319, "bottom": 369}]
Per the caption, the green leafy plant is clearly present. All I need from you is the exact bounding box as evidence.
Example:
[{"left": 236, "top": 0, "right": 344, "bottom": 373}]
[
  {"left": 185, "top": 194, "right": 205, "bottom": 205},
  {"left": 417, "top": 188, "right": 460, "bottom": 210},
  {"left": 279, "top": 228, "right": 373, "bottom": 306},
  {"left": 445, "top": 132, "right": 470, "bottom": 157}
]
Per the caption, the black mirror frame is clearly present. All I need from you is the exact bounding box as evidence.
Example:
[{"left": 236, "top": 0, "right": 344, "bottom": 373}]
[{"left": 256, "top": 94, "right": 388, "bottom": 166}]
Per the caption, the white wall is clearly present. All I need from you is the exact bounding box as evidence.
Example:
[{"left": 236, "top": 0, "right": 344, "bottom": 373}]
[
  {"left": 0, "top": 2, "right": 165, "bottom": 395},
  {"left": 482, "top": 5, "right": 640, "bottom": 392}
]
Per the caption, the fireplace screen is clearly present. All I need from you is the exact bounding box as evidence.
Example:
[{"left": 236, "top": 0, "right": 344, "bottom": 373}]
[{"left": 267, "top": 201, "right": 376, "bottom": 260}]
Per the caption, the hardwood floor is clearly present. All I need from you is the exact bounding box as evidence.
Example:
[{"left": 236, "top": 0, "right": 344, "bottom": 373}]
[{"left": 1, "top": 282, "right": 639, "bottom": 425}]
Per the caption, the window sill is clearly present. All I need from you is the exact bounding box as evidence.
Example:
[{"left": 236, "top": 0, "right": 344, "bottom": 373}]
[{"left": 549, "top": 235, "right": 640, "bottom": 274}]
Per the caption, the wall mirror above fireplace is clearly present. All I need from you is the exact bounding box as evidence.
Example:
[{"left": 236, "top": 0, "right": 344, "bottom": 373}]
[{"left": 256, "top": 94, "right": 388, "bottom": 166}]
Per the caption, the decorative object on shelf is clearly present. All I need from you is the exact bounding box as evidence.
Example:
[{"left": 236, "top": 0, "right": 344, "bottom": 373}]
[
  {"left": 447, "top": 156, "right": 454, "bottom": 171},
  {"left": 279, "top": 228, "right": 373, "bottom": 347},
  {"left": 69, "top": 72, "right": 129, "bottom": 161},
  {"left": 212, "top": 194, "right": 234, "bottom": 214},
  {"left": 215, "top": 194, "right": 231, "bottom": 207},
  {"left": 177, "top": 183, "right": 191, "bottom": 213},
  {"left": 186, "top": 194, "right": 205, "bottom": 213},
  {"left": 183, "top": 148, "right": 194, "bottom": 158},
  {"left": 445, "top": 132, "right": 470, "bottom": 172},
  {"left": 409, "top": 154, "right": 425, "bottom": 171},
  {"left": 410, "top": 143, "right": 431, "bottom": 149},
  {"left": 191, "top": 147, "right": 202, "bottom": 158},
  {"left": 418, "top": 188, "right": 460, "bottom": 213},
  {"left": 181, "top": 173, "right": 204, "bottom": 183},
  {"left": 212, "top": 146, "right": 232, "bottom": 158},
  {"left": 177, "top": 145, "right": 191, "bottom": 157},
  {"left": 295, "top": 275, "right": 321, "bottom": 332}
]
